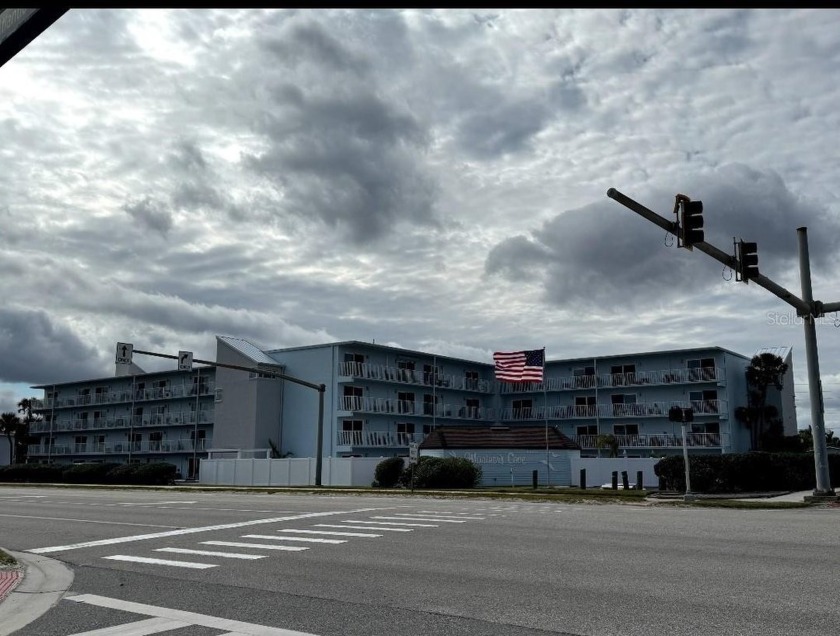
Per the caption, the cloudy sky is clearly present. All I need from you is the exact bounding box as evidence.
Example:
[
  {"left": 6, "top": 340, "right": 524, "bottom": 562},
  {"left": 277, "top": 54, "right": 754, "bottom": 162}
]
[{"left": 2, "top": 8, "right": 840, "bottom": 433}]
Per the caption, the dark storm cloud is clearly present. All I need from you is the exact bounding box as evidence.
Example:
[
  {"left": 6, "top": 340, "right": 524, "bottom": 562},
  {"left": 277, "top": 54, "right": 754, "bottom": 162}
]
[
  {"left": 122, "top": 196, "right": 173, "bottom": 236},
  {"left": 456, "top": 99, "right": 553, "bottom": 159},
  {"left": 0, "top": 308, "right": 102, "bottom": 384},
  {"left": 485, "top": 164, "right": 840, "bottom": 309},
  {"left": 239, "top": 18, "right": 438, "bottom": 245}
]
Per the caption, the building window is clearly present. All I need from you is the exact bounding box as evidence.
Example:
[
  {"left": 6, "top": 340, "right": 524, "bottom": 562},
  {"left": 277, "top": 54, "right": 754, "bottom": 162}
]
[
  {"left": 512, "top": 399, "right": 533, "bottom": 419},
  {"left": 689, "top": 390, "right": 718, "bottom": 413},
  {"left": 423, "top": 393, "right": 440, "bottom": 416},
  {"left": 575, "top": 395, "right": 596, "bottom": 417},
  {"left": 214, "top": 388, "right": 223, "bottom": 403},
  {"left": 397, "top": 360, "right": 416, "bottom": 383},
  {"left": 465, "top": 370, "right": 480, "bottom": 390},
  {"left": 74, "top": 435, "right": 88, "bottom": 452},
  {"left": 423, "top": 364, "right": 442, "bottom": 385},
  {"left": 462, "top": 397, "right": 480, "bottom": 419},
  {"left": 342, "top": 386, "right": 363, "bottom": 411},
  {"left": 611, "top": 393, "right": 637, "bottom": 416},
  {"left": 398, "top": 392, "right": 416, "bottom": 414},
  {"left": 344, "top": 353, "right": 365, "bottom": 376},
  {"left": 613, "top": 424, "right": 639, "bottom": 437},
  {"left": 341, "top": 420, "right": 364, "bottom": 445},
  {"left": 610, "top": 364, "right": 637, "bottom": 385},
  {"left": 576, "top": 424, "right": 597, "bottom": 436},
  {"left": 573, "top": 367, "right": 595, "bottom": 388},
  {"left": 687, "top": 358, "right": 716, "bottom": 381}
]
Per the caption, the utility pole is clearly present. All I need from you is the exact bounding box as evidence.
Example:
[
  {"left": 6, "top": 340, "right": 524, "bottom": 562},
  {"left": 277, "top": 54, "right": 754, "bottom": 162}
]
[{"left": 607, "top": 188, "right": 837, "bottom": 499}]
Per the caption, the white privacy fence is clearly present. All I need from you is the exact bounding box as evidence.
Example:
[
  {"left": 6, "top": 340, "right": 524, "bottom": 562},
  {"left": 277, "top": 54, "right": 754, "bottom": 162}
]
[{"left": 199, "top": 456, "right": 383, "bottom": 487}]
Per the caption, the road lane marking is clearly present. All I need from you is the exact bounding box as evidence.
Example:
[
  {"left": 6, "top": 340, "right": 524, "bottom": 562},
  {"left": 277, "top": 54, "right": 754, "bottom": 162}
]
[
  {"left": 0, "top": 495, "right": 46, "bottom": 499},
  {"left": 342, "top": 520, "right": 437, "bottom": 527},
  {"left": 242, "top": 534, "right": 347, "bottom": 544},
  {"left": 0, "top": 513, "right": 181, "bottom": 529},
  {"left": 119, "top": 501, "right": 197, "bottom": 506},
  {"left": 65, "top": 594, "right": 320, "bottom": 635},
  {"left": 275, "top": 529, "right": 381, "bottom": 538},
  {"left": 29, "top": 508, "right": 381, "bottom": 554},
  {"left": 202, "top": 541, "right": 309, "bottom": 552},
  {"left": 371, "top": 516, "right": 465, "bottom": 523},
  {"left": 316, "top": 524, "right": 412, "bottom": 532},
  {"left": 67, "top": 616, "right": 191, "bottom": 635},
  {"left": 103, "top": 555, "right": 217, "bottom": 569},
  {"left": 413, "top": 512, "right": 486, "bottom": 519},
  {"left": 156, "top": 548, "right": 267, "bottom": 560}
]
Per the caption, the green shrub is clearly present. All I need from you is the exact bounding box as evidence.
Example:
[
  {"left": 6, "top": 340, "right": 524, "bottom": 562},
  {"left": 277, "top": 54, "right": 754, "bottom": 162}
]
[
  {"left": 374, "top": 457, "right": 404, "bottom": 488},
  {"left": 106, "top": 462, "right": 178, "bottom": 485},
  {"left": 62, "top": 463, "right": 122, "bottom": 484},
  {"left": 0, "top": 463, "right": 64, "bottom": 483},
  {"left": 654, "top": 453, "right": 840, "bottom": 493},
  {"left": 400, "top": 456, "right": 482, "bottom": 489}
]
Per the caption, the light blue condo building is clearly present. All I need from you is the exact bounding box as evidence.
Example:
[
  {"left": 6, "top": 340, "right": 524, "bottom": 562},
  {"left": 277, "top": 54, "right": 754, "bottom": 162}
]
[{"left": 28, "top": 336, "right": 796, "bottom": 478}]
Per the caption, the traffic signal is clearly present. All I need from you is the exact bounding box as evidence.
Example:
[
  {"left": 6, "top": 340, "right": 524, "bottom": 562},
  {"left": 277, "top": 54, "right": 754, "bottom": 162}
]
[
  {"left": 736, "top": 240, "right": 759, "bottom": 282},
  {"left": 680, "top": 200, "right": 704, "bottom": 248}
]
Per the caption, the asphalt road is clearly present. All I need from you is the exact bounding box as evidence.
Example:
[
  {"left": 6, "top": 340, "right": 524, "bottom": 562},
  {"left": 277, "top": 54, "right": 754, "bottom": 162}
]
[{"left": 1, "top": 486, "right": 839, "bottom": 635}]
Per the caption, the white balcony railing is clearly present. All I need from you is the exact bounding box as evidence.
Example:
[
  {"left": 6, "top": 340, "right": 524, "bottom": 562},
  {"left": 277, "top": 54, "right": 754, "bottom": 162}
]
[
  {"left": 575, "top": 433, "right": 724, "bottom": 449},
  {"left": 500, "top": 367, "right": 722, "bottom": 394},
  {"left": 500, "top": 400, "right": 726, "bottom": 422},
  {"left": 340, "top": 396, "right": 494, "bottom": 420},
  {"left": 336, "top": 431, "right": 425, "bottom": 448},
  {"left": 338, "top": 361, "right": 493, "bottom": 393}
]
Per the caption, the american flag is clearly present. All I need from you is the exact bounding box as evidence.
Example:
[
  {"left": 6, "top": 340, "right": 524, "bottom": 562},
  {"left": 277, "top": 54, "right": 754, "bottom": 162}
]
[{"left": 493, "top": 348, "right": 545, "bottom": 382}]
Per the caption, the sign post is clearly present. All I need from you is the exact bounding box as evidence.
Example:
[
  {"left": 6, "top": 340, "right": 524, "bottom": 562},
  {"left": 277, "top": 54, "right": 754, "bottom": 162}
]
[{"left": 409, "top": 443, "right": 418, "bottom": 493}]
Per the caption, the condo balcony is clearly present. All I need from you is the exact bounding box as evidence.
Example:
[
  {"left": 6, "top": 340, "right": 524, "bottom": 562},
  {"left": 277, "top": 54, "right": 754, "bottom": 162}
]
[
  {"left": 339, "top": 396, "right": 494, "bottom": 420},
  {"left": 32, "top": 383, "right": 216, "bottom": 410},
  {"left": 500, "top": 399, "right": 726, "bottom": 422},
  {"left": 499, "top": 366, "right": 722, "bottom": 394},
  {"left": 28, "top": 411, "right": 214, "bottom": 434},
  {"left": 575, "top": 432, "right": 724, "bottom": 449},
  {"left": 27, "top": 438, "right": 211, "bottom": 456},
  {"left": 338, "top": 362, "right": 493, "bottom": 393},
  {"left": 336, "top": 431, "right": 426, "bottom": 448}
]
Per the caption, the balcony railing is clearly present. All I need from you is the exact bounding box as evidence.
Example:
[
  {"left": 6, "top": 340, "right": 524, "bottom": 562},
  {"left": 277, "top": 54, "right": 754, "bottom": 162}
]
[
  {"left": 500, "top": 400, "right": 725, "bottom": 421},
  {"left": 500, "top": 366, "right": 722, "bottom": 394},
  {"left": 338, "top": 362, "right": 493, "bottom": 393},
  {"left": 29, "top": 412, "right": 214, "bottom": 433},
  {"left": 27, "top": 438, "right": 211, "bottom": 455},
  {"left": 336, "top": 431, "right": 426, "bottom": 447},
  {"left": 576, "top": 433, "right": 723, "bottom": 449},
  {"left": 35, "top": 383, "right": 217, "bottom": 410},
  {"left": 340, "top": 396, "right": 494, "bottom": 420}
]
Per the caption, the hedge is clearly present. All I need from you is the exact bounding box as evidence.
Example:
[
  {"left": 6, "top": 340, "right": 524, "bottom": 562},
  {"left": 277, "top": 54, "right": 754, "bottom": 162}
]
[
  {"left": 373, "top": 457, "right": 404, "bottom": 488},
  {"left": 654, "top": 453, "right": 840, "bottom": 493},
  {"left": 0, "top": 461, "right": 179, "bottom": 486},
  {"left": 399, "top": 456, "right": 482, "bottom": 489}
]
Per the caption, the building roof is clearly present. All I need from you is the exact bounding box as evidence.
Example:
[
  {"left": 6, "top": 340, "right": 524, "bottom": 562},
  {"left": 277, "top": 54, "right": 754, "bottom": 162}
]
[
  {"left": 419, "top": 426, "right": 580, "bottom": 450},
  {"left": 753, "top": 346, "right": 792, "bottom": 361},
  {"left": 217, "top": 335, "right": 281, "bottom": 366}
]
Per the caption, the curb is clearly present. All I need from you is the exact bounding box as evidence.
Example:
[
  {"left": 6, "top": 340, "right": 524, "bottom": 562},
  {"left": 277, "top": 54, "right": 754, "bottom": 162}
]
[{"left": 0, "top": 548, "right": 74, "bottom": 636}]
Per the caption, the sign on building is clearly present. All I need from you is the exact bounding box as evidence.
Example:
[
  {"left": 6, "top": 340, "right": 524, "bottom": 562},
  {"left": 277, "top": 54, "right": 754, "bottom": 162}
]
[
  {"left": 409, "top": 442, "right": 419, "bottom": 465},
  {"left": 115, "top": 342, "right": 133, "bottom": 365},
  {"left": 178, "top": 351, "right": 193, "bottom": 371}
]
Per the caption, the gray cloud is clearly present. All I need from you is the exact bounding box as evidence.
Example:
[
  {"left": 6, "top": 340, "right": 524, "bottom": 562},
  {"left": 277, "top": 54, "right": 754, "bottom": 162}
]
[
  {"left": 123, "top": 196, "right": 173, "bottom": 236},
  {"left": 0, "top": 308, "right": 102, "bottom": 384},
  {"left": 485, "top": 164, "right": 840, "bottom": 309}
]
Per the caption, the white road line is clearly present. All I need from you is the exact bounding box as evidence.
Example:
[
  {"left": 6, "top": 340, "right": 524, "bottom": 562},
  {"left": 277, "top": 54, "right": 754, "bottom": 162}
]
[
  {"left": 65, "top": 594, "right": 320, "bottom": 635},
  {"left": 371, "top": 516, "right": 465, "bottom": 523},
  {"left": 202, "top": 541, "right": 309, "bottom": 552},
  {"left": 316, "top": 524, "right": 412, "bottom": 532},
  {"left": 67, "top": 616, "right": 191, "bottom": 635},
  {"left": 242, "top": 534, "right": 346, "bottom": 544},
  {"left": 0, "top": 495, "right": 46, "bottom": 499},
  {"left": 103, "top": 555, "right": 217, "bottom": 569},
  {"left": 156, "top": 548, "right": 267, "bottom": 560},
  {"left": 276, "top": 529, "right": 381, "bottom": 538},
  {"left": 0, "top": 514, "right": 181, "bottom": 529},
  {"left": 29, "top": 508, "right": 380, "bottom": 554},
  {"left": 413, "top": 512, "right": 486, "bottom": 519},
  {"left": 342, "top": 520, "right": 438, "bottom": 527},
  {"left": 119, "top": 501, "right": 197, "bottom": 506}
]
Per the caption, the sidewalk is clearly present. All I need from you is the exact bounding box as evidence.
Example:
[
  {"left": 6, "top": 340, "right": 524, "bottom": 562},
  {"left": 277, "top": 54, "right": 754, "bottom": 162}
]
[{"left": 0, "top": 549, "right": 74, "bottom": 636}]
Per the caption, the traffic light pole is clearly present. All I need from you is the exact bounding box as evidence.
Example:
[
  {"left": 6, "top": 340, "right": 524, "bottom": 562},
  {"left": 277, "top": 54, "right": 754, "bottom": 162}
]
[
  {"left": 797, "top": 228, "right": 832, "bottom": 496},
  {"left": 607, "top": 188, "right": 836, "bottom": 498}
]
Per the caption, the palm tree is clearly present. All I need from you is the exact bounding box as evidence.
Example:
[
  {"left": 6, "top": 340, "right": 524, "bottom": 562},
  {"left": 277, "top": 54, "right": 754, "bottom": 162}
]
[
  {"left": 0, "top": 412, "right": 22, "bottom": 464},
  {"left": 595, "top": 433, "right": 620, "bottom": 458},
  {"left": 736, "top": 353, "right": 789, "bottom": 450}
]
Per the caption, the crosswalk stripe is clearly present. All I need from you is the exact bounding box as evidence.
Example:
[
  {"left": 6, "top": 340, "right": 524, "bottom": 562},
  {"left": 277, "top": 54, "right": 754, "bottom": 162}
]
[
  {"left": 341, "top": 520, "right": 437, "bottom": 527},
  {"left": 102, "top": 556, "right": 216, "bottom": 569},
  {"left": 276, "top": 529, "right": 381, "bottom": 538},
  {"left": 66, "top": 616, "right": 191, "bottom": 635},
  {"left": 241, "top": 534, "right": 346, "bottom": 544},
  {"left": 202, "top": 541, "right": 308, "bottom": 552},
  {"left": 155, "top": 548, "right": 266, "bottom": 560},
  {"left": 371, "top": 516, "right": 465, "bottom": 523},
  {"left": 316, "top": 524, "right": 412, "bottom": 532},
  {"left": 413, "top": 512, "right": 486, "bottom": 519}
]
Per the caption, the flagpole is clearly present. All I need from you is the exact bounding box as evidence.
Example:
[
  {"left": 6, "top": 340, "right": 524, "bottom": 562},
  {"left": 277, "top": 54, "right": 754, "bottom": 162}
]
[{"left": 543, "top": 347, "right": 549, "bottom": 488}]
